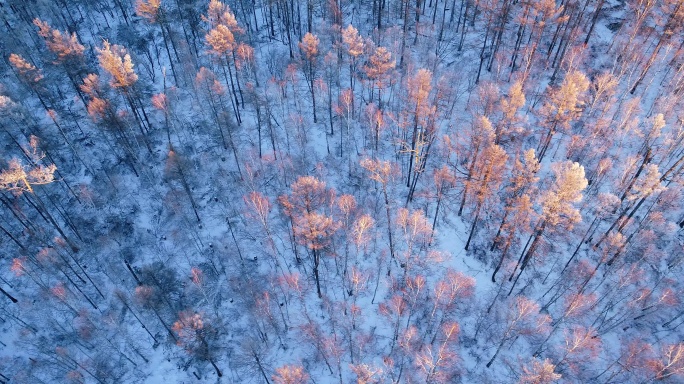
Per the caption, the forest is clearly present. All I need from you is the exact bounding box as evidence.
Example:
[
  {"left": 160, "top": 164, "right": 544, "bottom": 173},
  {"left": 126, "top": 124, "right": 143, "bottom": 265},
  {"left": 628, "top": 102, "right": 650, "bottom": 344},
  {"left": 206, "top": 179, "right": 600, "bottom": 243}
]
[{"left": 0, "top": 0, "right": 683, "bottom": 382}]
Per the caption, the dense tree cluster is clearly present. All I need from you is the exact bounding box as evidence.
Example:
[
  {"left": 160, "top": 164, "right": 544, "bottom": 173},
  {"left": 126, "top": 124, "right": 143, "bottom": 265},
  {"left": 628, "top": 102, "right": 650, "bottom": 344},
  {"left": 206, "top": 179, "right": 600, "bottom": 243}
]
[{"left": 0, "top": 0, "right": 683, "bottom": 382}]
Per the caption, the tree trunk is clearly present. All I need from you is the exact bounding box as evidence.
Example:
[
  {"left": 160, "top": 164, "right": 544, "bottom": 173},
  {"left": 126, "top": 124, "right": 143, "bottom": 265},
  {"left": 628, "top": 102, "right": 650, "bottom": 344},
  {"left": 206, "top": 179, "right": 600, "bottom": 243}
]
[{"left": 0, "top": 286, "right": 18, "bottom": 303}]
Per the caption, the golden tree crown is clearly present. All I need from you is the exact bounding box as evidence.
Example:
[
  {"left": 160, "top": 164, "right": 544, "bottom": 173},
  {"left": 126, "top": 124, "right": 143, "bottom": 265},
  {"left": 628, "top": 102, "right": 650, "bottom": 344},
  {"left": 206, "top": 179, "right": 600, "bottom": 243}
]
[{"left": 97, "top": 41, "right": 138, "bottom": 89}]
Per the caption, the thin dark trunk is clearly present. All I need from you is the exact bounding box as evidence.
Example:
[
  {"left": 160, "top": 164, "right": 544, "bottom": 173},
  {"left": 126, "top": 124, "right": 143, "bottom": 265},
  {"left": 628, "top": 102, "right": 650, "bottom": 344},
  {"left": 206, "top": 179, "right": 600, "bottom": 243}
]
[
  {"left": 438, "top": 0, "right": 449, "bottom": 42},
  {"left": 431, "top": 188, "right": 443, "bottom": 238},
  {"left": 508, "top": 221, "right": 546, "bottom": 295},
  {"left": 584, "top": 0, "right": 605, "bottom": 45},
  {"left": 464, "top": 203, "right": 482, "bottom": 251},
  {"left": 124, "top": 93, "right": 153, "bottom": 154},
  {"left": 509, "top": 12, "right": 528, "bottom": 74},
  {"left": 256, "top": 103, "right": 263, "bottom": 158},
  {"left": 118, "top": 294, "right": 158, "bottom": 345},
  {"left": 170, "top": 148, "right": 201, "bottom": 222},
  {"left": 476, "top": 21, "right": 491, "bottom": 84},
  {"left": 488, "top": 0, "right": 511, "bottom": 71},
  {"left": 630, "top": 1, "right": 683, "bottom": 93},
  {"left": 225, "top": 57, "right": 243, "bottom": 125},
  {"left": 0, "top": 222, "right": 25, "bottom": 250},
  {"left": 492, "top": 232, "right": 514, "bottom": 283},
  {"left": 25, "top": 193, "right": 79, "bottom": 253},
  {"left": 560, "top": 217, "right": 598, "bottom": 275},
  {"left": 407, "top": 118, "right": 419, "bottom": 187},
  {"left": 309, "top": 64, "right": 318, "bottom": 123},
  {"left": 407, "top": 138, "right": 433, "bottom": 203},
  {"left": 313, "top": 248, "right": 322, "bottom": 298},
  {"left": 254, "top": 355, "right": 271, "bottom": 384},
  {"left": 383, "top": 187, "right": 395, "bottom": 262},
  {"left": 0, "top": 286, "right": 18, "bottom": 303},
  {"left": 486, "top": 339, "right": 506, "bottom": 368},
  {"left": 458, "top": 0, "right": 471, "bottom": 51},
  {"left": 209, "top": 358, "right": 223, "bottom": 377},
  {"left": 378, "top": 0, "right": 383, "bottom": 29},
  {"left": 509, "top": 229, "right": 535, "bottom": 282},
  {"left": 159, "top": 20, "right": 179, "bottom": 85},
  {"left": 231, "top": 51, "right": 245, "bottom": 107}
]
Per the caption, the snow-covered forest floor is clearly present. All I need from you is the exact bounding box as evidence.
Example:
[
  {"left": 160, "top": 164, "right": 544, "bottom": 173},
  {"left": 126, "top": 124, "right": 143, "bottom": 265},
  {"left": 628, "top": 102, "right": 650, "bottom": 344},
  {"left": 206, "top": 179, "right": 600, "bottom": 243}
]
[{"left": 1, "top": 0, "right": 684, "bottom": 382}]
